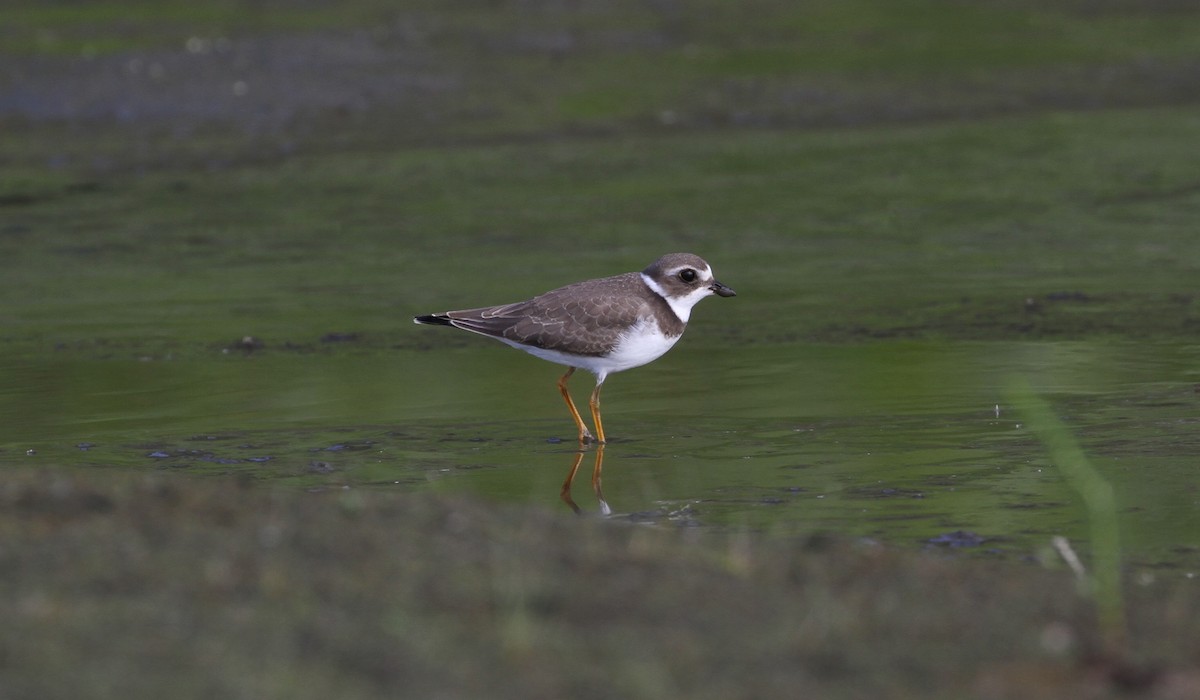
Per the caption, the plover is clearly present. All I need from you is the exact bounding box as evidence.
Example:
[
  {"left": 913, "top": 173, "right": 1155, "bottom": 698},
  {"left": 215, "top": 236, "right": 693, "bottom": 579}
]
[{"left": 413, "top": 252, "right": 736, "bottom": 444}]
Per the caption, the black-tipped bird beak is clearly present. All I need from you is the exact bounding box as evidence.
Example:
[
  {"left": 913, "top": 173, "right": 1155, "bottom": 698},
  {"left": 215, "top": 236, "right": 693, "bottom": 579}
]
[{"left": 710, "top": 280, "right": 736, "bottom": 297}]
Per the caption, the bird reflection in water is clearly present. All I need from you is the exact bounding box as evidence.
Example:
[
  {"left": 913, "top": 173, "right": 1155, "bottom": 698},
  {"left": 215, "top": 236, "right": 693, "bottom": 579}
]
[{"left": 560, "top": 445, "right": 611, "bottom": 516}]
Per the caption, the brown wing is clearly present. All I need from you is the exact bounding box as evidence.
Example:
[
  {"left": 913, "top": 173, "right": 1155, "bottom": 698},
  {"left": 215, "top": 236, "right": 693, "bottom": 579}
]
[{"left": 440, "top": 272, "right": 652, "bottom": 356}]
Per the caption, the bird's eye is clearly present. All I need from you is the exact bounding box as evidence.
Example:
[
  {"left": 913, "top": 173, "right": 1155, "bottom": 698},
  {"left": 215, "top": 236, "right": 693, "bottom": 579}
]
[{"left": 678, "top": 269, "right": 697, "bottom": 283}]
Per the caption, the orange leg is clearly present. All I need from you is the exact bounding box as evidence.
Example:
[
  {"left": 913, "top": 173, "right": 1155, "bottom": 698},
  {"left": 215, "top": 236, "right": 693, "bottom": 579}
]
[
  {"left": 589, "top": 378, "right": 607, "bottom": 445},
  {"left": 560, "top": 446, "right": 609, "bottom": 516},
  {"left": 591, "top": 444, "right": 610, "bottom": 515},
  {"left": 557, "top": 368, "right": 595, "bottom": 444},
  {"left": 559, "top": 450, "right": 585, "bottom": 514}
]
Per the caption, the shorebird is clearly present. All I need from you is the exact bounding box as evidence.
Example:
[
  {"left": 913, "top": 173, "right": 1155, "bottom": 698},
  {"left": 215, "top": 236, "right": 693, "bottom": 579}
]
[{"left": 414, "top": 253, "right": 735, "bottom": 443}]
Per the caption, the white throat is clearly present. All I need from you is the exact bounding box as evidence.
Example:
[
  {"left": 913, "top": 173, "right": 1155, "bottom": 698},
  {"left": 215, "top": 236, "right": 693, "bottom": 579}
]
[{"left": 640, "top": 272, "right": 711, "bottom": 323}]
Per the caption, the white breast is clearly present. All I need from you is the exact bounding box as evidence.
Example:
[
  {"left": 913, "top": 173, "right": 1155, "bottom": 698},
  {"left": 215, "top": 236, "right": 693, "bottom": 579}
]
[
  {"left": 603, "top": 317, "right": 682, "bottom": 373},
  {"left": 497, "top": 317, "right": 681, "bottom": 381}
]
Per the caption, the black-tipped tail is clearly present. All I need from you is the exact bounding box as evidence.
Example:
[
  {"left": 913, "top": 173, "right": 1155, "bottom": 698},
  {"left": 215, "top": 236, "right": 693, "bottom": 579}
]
[{"left": 413, "top": 313, "right": 453, "bottom": 326}]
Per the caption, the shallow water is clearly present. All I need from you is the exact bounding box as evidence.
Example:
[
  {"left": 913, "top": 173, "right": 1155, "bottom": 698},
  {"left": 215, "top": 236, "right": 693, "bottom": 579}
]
[
  {"left": 3, "top": 339, "right": 1197, "bottom": 570},
  {"left": 5, "top": 97, "right": 1200, "bottom": 576}
]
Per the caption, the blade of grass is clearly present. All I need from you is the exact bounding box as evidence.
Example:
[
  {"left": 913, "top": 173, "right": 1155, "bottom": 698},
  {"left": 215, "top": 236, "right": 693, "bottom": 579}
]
[{"left": 1007, "top": 378, "right": 1125, "bottom": 654}]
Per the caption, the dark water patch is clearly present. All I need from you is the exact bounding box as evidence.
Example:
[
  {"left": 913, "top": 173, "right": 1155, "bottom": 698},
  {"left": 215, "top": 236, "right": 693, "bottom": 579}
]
[
  {"left": 225, "top": 336, "right": 265, "bottom": 353},
  {"left": 0, "top": 192, "right": 44, "bottom": 207},
  {"left": 1002, "top": 500, "right": 1069, "bottom": 510},
  {"left": 844, "top": 486, "right": 927, "bottom": 500},
  {"left": 316, "top": 441, "right": 375, "bottom": 453},
  {"left": 187, "top": 433, "right": 243, "bottom": 442},
  {"left": 926, "top": 530, "right": 989, "bottom": 548},
  {"left": 320, "top": 332, "right": 361, "bottom": 344}
]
